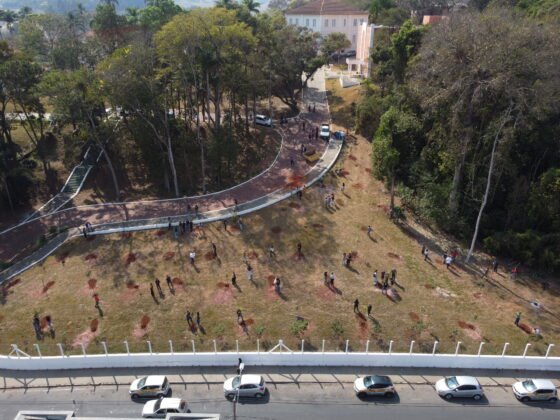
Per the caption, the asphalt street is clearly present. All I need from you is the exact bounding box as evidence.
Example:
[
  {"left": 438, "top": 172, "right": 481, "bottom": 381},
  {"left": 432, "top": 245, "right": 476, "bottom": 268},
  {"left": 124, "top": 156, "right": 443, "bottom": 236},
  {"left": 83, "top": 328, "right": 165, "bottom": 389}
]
[{"left": 1, "top": 379, "right": 559, "bottom": 420}]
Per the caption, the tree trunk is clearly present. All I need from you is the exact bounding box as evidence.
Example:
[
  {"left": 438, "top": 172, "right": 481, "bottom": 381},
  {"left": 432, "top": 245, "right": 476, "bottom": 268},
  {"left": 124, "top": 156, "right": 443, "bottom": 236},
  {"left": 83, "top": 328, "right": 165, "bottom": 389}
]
[
  {"left": 2, "top": 175, "right": 14, "bottom": 212},
  {"left": 87, "top": 114, "right": 120, "bottom": 199},
  {"left": 163, "top": 110, "right": 180, "bottom": 197},
  {"left": 466, "top": 107, "right": 512, "bottom": 262}
]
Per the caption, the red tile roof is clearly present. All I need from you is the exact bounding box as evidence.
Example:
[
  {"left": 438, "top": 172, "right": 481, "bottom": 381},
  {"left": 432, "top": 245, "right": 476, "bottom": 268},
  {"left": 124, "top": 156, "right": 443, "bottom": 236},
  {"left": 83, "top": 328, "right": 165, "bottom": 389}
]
[{"left": 285, "top": 0, "right": 369, "bottom": 16}]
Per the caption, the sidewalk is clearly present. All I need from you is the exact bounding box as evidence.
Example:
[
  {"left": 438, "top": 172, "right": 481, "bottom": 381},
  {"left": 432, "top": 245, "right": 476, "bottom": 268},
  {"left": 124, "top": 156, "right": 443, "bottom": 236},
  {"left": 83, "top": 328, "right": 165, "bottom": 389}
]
[{"left": 2, "top": 366, "right": 559, "bottom": 390}]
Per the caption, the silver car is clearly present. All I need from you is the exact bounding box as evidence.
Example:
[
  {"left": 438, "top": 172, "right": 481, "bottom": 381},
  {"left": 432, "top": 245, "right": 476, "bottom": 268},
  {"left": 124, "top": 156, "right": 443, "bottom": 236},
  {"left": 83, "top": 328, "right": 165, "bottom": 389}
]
[
  {"left": 255, "top": 114, "right": 272, "bottom": 127},
  {"left": 224, "top": 374, "right": 266, "bottom": 400},
  {"left": 512, "top": 379, "right": 558, "bottom": 402},
  {"left": 435, "top": 376, "right": 484, "bottom": 400},
  {"left": 129, "top": 375, "right": 170, "bottom": 399}
]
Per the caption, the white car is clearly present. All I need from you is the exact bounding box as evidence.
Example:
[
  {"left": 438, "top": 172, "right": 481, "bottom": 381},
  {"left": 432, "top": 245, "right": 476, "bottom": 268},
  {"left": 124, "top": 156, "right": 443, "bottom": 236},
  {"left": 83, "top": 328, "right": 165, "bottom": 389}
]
[
  {"left": 224, "top": 374, "right": 266, "bottom": 399},
  {"left": 141, "top": 397, "right": 189, "bottom": 418},
  {"left": 320, "top": 123, "right": 330, "bottom": 140},
  {"left": 435, "top": 376, "right": 484, "bottom": 400},
  {"left": 512, "top": 379, "right": 558, "bottom": 402},
  {"left": 255, "top": 114, "right": 272, "bottom": 127},
  {"left": 129, "top": 375, "right": 170, "bottom": 399}
]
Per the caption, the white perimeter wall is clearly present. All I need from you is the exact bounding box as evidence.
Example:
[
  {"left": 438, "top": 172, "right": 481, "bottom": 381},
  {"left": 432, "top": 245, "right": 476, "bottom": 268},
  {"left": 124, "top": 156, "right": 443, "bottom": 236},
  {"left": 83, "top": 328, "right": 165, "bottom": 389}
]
[{"left": 1, "top": 352, "right": 559, "bottom": 371}]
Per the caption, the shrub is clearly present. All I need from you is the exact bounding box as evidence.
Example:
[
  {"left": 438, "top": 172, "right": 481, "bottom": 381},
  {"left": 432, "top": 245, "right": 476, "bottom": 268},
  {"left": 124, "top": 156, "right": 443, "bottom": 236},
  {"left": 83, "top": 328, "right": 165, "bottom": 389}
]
[
  {"left": 254, "top": 324, "right": 265, "bottom": 338},
  {"left": 290, "top": 319, "right": 308, "bottom": 336},
  {"left": 330, "top": 319, "right": 344, "bottom": 338}
]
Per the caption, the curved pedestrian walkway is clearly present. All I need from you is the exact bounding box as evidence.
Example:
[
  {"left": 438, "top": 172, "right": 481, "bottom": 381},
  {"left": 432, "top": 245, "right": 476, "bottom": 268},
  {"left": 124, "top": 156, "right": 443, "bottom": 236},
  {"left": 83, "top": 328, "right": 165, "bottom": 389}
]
[{"left": 0, "top": 68, "right": 343, "bottom": 283}]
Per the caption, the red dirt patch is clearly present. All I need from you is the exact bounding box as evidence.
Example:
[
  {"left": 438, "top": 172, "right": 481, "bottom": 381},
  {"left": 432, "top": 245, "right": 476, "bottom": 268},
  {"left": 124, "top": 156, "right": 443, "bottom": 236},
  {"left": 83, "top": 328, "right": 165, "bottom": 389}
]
[
  {"left": 388, "top": 252, "right": 402, "bottom": 260},
  {"left": 4, "top": 278, "right": 21, "bottom": 291},
  {"left": 163, "top": 251, "right": 175, "bottom": 261},
  {"left": 458, "top": 320, "right": 476, "bottom": 330},
  {"left": 352, "top": 183, "right": 363, "bottom": 189},
  {"left": 338, "top": 169, "right": 350, "bottom": 177},
  {"left": 473, "top": 292, "right": 482, "bottom": 299},
  {"left": 55, "top": 252, "right": 69, "bottom": 264},
  {"left": 121, "top": 232, "right": 132, "bottom": 239},
  {"left": 348, "top": 154, "right": 357, "bottom": 161},
  {"left": 287, "top": 174, "right": 304, "bottom": 188},
  {"left": 267, "top": 275, "right": 275, "bottom": 286},
  {"left": 42, "top": 281, "right": 55, "bottom": 293},
  {"left": 126, "top": 281, "right": 139, "bottom": 290},
  {"left": 519, "top": 322, "right": 533, "bottom": 334},
  {"left": 172, "top": 277, "right": 184, "bottom": 286},
  {"left": 87, "top": 279, "right": 97, "bottom": 289},
  {"left": 312, "top": 223, "right": 324, "bottom": 230},
  {"left": 245, "top": 318, "right": 255, "bottom": 326},
  {"left": 90, "top": 319, "right": 99, "bottom": 332},
  {"left": 358, "top": 320, "right": 369, "bottom": 339},
  {"left": 155, "top": 230, "right": 167, "bottom": 237},
  {"left": 140, "top": 315, "right": 150, "bottom": 329},
  {"left": 315, "top": 286, "right": 336, "bottom": 300},
  {"left": 248, "top": 251, "right": 259, "bottom": 260},
  {"left": 271, "top": 226, "right": 282, "bottom": 234},
  {"left": 84, "top": 253, "right": 97, "bottom": 262},
  {"left": 289, "top": 202, "right": 301, "bottom": 209},
  {"left": 377, "top": 204, "right": 389, "bottom": 212},
  {"left": 72, "top": 330, "right": 97, "bottom": 348},
  {"left": 228, "top": 225, "right": 241, "bottom": 234},
  {"left": 409, "top": 312, "right": 420, "bottom": 322},
  {"left": 217, "top": 282, "right": 230, "bottom": 289},
  {"left": 424, "top": 284, "right": 435, "bottom": 289},
  {"left": 365, "top": 168, "right": 373, "bottom": 174},
  {"left": 213, "top": 288, "right": 233, "bottom": 304},
  {"left": 205, "top": 251, "right": 216, "bottom": 261},
  {"left": 124, "top": 253, "right": 136, "bottom": 266}
]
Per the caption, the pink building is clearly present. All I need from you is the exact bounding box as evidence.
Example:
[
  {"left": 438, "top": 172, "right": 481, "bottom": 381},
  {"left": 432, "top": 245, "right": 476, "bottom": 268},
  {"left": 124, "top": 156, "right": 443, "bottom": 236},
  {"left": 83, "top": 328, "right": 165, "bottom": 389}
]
[{"left": 346, "top": 23, "right": 395, "bottom": 78}]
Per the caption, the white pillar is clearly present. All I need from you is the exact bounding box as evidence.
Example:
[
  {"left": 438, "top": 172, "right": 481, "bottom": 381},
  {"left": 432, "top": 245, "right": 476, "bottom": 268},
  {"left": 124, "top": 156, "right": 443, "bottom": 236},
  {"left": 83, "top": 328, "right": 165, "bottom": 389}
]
[
  {"left": 388, "top": 340, "right": 393, "bottom": 354},
  {"left": 455, "top": 341, "right": 462, "bottom": 356},
  {"left": 236, "top": 340, "right": 239, "bottom": 353},
  {"left": 409, "top": 340, "right": 415, "bottom": 355},
  {"left": 322, "top": 339, "right": 325, "bottom": 353},
  {"left": 501, "top": 342, "right": 510, "bottom": 357},
  {"left": 257, "top": 339, "right": 260, "bottom": 354},
  {"left": 522, "top": 343, "right": 531, "bottom": 358},
  {"left": 345, "top": 340, "right": 349, "bottom": 353},
  {"left": 432, "top": 341, "right": 439, "bottom": 356},
  {"left": 147, "top": 341, "right": 152, "bottom": 354},
  {"left": 101, "top": 341, "right": 108, "bottom": 356},
  {"left": 545, "top": 344, "right": 555, "bottom": 358},
  {"left": 57, "top": 343, "right": 64, "bottom": 357},
  {"left": 34, "top": 344, "right": 42, "bottom": 358},
  {"left": 477, "top": 342, "right": 485, "bottom": 357},
  {"left": 213, "top": 340, "right": 217, "bottom": 354},
  {"left": 301, "top": 340, "right": 305, "bottom": 353},
  {"left": 124, "top": 340, "right": 130, "bottom": 355},
  {"left": 169, "top": 340, "right": 174, "bottom": 354},
  {"left": 191, "top": 340, "right": 196, "bottom": 354},
  {"left": 80, "top": 343, "right": 86, "bottom": 357},
  {"left": 365, "top": 340, "right": 370, "bottom": 354}
]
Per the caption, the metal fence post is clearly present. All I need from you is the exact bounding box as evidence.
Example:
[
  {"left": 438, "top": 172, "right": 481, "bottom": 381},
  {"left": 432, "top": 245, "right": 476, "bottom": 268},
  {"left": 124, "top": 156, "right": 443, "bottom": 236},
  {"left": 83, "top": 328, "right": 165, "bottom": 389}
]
[
  {"left": 454, "top": 341, "right": 462, "bottom": 356},
  {"left": 279, "top": 340, "right": 283, "bottom": 354},
  {"left": 236, "top": 340, "right": 239, "bottom": 353},
  {"left": 366, "top": 340, "right": 370, "bottom": 354},
  {"left": 388, "top": 340, "right": 394, "bottom": 355},
  {"left": 301, "top": 340, "right": 305, "bottom": 353},
  {"left": 101, "top": 341, "right": 108, "bottom": 356},
  {"left": 80, "top": 343, "right": 86, "bottom": 357},
  {"left": 124, "top": 340, "right": 130, "bottom": 355},
  {"left": 502, "top": 342, "right": 509, "bottom": 357},
  {"left": 409, "top": 340, "right": 415, "bottom": 355},
  {"left": 322, "top": 339, "right": 325, "bottom": 354},
  {"left": 257, "top": 339, "right": 260, "bottom": 354},
  {"left": 169, "top": 340, "right": 174, "bottom": 354},
  {"left": 34, "top": 344, "right": 42, "bottom": 358},
  {"left": 477, "top": 342, "right": 485, "bottom": 357},
  {"left": 432, "top": 341, "right": 439, "bottom": 356},
  {"left": 147, "top": 341, "right": 152, "bottom": 354},
  {"left": 545, "top": 344, "right": 555, "bottom": 358},
  {"left": 57, "top": 343, "right": 64, "bottom": 357},
  {"left": 213, "top": 340, "right": 217, "bottom": 354},
  {"left": 523, "top": 343, "right": 531, "bottom": 358},
  {"left": 345, "top": 340, "right": 349, "bottom": 354},
  {"left": 191, "top": 340, "right": 196, "bottom": 354}
]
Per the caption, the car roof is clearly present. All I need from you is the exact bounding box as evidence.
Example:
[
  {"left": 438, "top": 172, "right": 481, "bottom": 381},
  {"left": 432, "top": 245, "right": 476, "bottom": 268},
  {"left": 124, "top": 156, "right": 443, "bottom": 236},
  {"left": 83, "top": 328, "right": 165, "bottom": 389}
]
[
  {"left": 256, "top": 114, "right": 267, "bottom": 119},
  {"left": 530, "top": 379, "right": 556, "bottom": 389},
  {"left": 240, "top": 374, "right": 263, "bottom": 385},
  {"left": 454, "top": 376, "right": 480, "bottom": 386},
  {"left": 145, "top": 375, "right": 167, "bottom": 386},
  {"left": 159, "top": 398, "right": 184, "bottom": 409},
  {"left": 367, "top": 375, "right": 393, "bottom": 385}
]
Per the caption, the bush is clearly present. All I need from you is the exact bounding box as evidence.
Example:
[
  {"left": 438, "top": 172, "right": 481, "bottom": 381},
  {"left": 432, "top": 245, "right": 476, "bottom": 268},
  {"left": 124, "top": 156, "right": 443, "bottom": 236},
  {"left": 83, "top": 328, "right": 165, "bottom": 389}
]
[
  {"left": 212, "top": 324, "right": 226, "bottom": 337},
  {"left": 330, "top": 319, "right": 344, "bottom": 338},
  {"left": 290, "top": 319, "right": 308, "bottom": 336},
  {"left": 254, "top": 324, "right": 265, "bottom": 338}
]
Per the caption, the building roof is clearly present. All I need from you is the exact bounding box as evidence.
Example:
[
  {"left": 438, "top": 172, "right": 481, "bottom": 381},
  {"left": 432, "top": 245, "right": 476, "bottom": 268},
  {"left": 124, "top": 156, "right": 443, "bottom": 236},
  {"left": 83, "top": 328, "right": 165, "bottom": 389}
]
[{"left": 285, "top": 0, "right": 369, "bottom": 16}]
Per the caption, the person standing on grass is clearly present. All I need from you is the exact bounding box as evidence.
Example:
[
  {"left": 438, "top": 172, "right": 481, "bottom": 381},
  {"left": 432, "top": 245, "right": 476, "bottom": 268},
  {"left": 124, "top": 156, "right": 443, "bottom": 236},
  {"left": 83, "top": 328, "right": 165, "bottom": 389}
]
[
  {"left": 515, "top": 311, "right": 521, "bottom": 326},
  {"left": 367, "top": 225, "right": 373, "bottom": 236},
  {"left": 32, "top": 314, "right": 42, "bottom": 340},
  {"left": 323, "top": 271, "right": 328, "bottom": 286},
  {"left": 247, "top": 265, "right": 253, "bottom": 282},
  {"left": 353, "top": 299, "right": 360, "bottom": 313},
  {"left": 367, "top": 304, "right": 372, "bottom": 318},
  {"left": 150, "top": 283, "right": 156, "bottom": 300},
  {"left": 274, "top": 277, "right": 281, "bottom": 294},
  {"left": 341, "top": 182, "right": 345, "bottom": 193},
  {"left": 166, "top": 275, "right": 173, "bottom": 290},
  {"left": 155, "top": 278, "right": 163, "bottom": 294},
  {"left": 231, "top": 272, "right": 237, "bottom": 287},
  {"left": 382, "top": 279, "right": 388, "bottom": 295},
  {"left": 269, "top": 245, "right": 275, "bottom": 259},
  {"left": 237, "top": 309, "right": 244, "bottom": 325},
  {"left": 346, "top": 253, "right": 352, "bottom": 267},
  {"left": 373, "top": 270, "right": 378, "bottom": 287},
  {"left": 223, "top": 219, "right": 228, "bottom": 231},
  {"left": 445, "top": 256, "right": 453, "bottom": 269},
  {"left": 186, "top": 311, "right": 193, "bottom": 325},
  {"left": 93, "top": 293, "right": 101, "bottom": 308},
  {"left": 421, "top": 244, "right": 426, "bottom": 256},
  {"left": 381, "top": 271, "right": 386, "bottom": 283},
  {"left": 329, "top": 272, "right": 336, "bottom": 288},
  {"left": 196, "top": 312, "right": 201, "bottom": 328},
  {"left": 212, "top": 242, "right": 217, "bottom": 258},
  {"left": 45, "top": 315, "right": 55, "bottom": 338},
  {"left": 390, "top": 268, "right": 397, "bottom": 285},
  {"left": 189, "top": 250, "right": 196, "bottom": 265},
  {"left": 492, "top": 259, "right": 499, "bottom": 273},
  {"left": 424, "top": 247, "right": 430, "bottom": 262},
  {"left": 297, "top": 242, "right": 302, "bottom": 257}
]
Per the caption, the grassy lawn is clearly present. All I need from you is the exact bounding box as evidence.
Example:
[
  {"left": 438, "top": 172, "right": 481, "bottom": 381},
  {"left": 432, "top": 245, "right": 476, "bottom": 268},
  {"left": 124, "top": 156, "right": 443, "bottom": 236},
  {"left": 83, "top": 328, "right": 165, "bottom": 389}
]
[
  {"left": 325, "top": 79, "right": 362, "bottom": 131},
  {"left": 1, "top": 87, "right": 559, "bottom": 358}
]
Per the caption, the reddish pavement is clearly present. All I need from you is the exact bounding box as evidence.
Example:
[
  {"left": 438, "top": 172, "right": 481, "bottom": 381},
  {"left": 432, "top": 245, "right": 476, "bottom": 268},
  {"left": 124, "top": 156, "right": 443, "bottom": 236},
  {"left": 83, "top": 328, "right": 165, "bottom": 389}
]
[{"left": 0, "top": 94, "right": 331, "bottom": 264}]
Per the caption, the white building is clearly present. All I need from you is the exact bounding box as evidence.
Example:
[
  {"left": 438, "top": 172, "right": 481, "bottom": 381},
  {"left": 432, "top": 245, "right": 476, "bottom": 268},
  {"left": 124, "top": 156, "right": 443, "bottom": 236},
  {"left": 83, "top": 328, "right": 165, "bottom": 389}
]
[
  {"left": 285, "top": 0, "right": 369, "bottom": 50},
  {"left": 346, "top": 23, "right": 396, "bottom": 78}
]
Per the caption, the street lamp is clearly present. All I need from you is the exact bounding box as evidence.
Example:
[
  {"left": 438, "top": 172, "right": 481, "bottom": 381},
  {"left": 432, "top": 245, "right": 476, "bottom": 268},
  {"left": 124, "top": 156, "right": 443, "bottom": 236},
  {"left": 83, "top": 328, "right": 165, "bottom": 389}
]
[{"left": 232, "top": 359, "right": 245, "bottom": 420}]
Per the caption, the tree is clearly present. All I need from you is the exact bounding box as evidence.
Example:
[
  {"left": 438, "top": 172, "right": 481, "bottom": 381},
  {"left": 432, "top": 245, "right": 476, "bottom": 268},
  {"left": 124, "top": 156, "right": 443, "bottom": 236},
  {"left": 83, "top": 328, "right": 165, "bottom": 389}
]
[
  {"left": 321, "top": 32, "right": 351, "bottom": 61},
  {"left": 242, "top": 0, "right": 261, "bottom": 13},
  {"left": 137, "top": 0, "right": 183, "bottom": 32}
]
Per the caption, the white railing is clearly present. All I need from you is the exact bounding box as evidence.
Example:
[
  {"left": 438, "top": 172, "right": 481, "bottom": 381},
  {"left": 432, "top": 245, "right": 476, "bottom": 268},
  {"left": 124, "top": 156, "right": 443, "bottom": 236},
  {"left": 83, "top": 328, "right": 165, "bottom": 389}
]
[{"left": 2, "top": 340, "right": 557, "bottom": 372}]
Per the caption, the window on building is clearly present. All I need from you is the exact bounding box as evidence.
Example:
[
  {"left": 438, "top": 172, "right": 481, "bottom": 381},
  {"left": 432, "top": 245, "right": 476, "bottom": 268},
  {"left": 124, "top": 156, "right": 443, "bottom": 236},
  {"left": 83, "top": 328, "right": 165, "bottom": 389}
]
[
  {"left": 360, "top": 19, "right": 364, "bottom": 25},
  {"left": 332, "top": 19, "right": 336, "bottom": 27},
  {"left": 295, "top": 18, "right": 299, "bottom": 25},
  {"left": 313, "top": 19, "right": 316, "bottom": 27},
  {"left": 352, "top": 34, "right": 356, "bottom": 43},
  {"left": 306, "top": 18, "right": 309, "bottom": 26},
  {"left": 343, "top": 18, "right": 346, "bottom": 26},
  {"left": 353, "top": 19, "right": 357, "bottom": 26},
  {"left": 289, "top": 18, "right": 292, "bottom": 24},
  {"left": 325, "top": 19, "right": 328, "bottom": 27}
]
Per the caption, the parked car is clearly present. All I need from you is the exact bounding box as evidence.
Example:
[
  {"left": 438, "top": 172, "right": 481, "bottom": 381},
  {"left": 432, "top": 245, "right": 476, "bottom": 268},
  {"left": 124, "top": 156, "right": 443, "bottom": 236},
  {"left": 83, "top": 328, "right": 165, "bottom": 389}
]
[
  {"left": 224, "top": 374, "right": 266, "bottom": 399},
  {"left": 353, "top": 375, "right": 396, "bottom": 398},
  {"left": 435, "top": 376, "right": 484, "bottom": 400},
  {"left": 142, "top": 397, "right": 189, "bottom": 418},
  {"left": 255, "top": 114, "right": 272, "bottom": 127},
  {"left": 129, "top": 375, "right": 170, "bottom": 399},
  {"left": 512, "top": 379, "right": 558, "bottom": 402},
  {"left": 320, "top": 123, "right": 330, "bottom": 140},
  {"left": 344, "top": 50, "right": 357, "bottom": 57}
]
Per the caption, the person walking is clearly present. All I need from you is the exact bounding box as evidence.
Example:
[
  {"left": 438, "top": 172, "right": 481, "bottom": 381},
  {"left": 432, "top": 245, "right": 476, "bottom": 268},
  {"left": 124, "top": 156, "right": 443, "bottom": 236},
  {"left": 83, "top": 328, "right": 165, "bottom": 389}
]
[
  {"left": 247, "top": 265, "right": 254, "bottom": 282},
  {"left": 273, "top": 277, "right": 281, "bottom": 294},
  {"left": 514, "top": 311, "right": 521, "bottom": 326},
  {"left": 367, "top": 225, "right": 373, "bottom": 236},
  {"left": 353, "top": 298, "right": 360, "bottom": 313},
  {"left": 166, "top": 275, "right": 173, "bottom": 291},
  {"left": 196, "top": 312, "right": 201, "bottom": 328},
  {"left": 269, "top": 245, "right": 275, "bottom": 259},
  {"left": 390, "top": 268, "right": 397, "bottom": 285},
  {"left": 424, "top": 247, "right": 430, "bottom": 262},
  {"left": 211, "top": 242, "right": 217, "bottom": 258},
  {"left": 45, "top": 315, "right": 55, "bottom": 338},
  {"left": 155, "top": 278, "right": 163, "bottom": 295},
  {"left": 297, "top": 242, "right": 302, "bottom": 257},
  {"left": 323, "top": 271, "right": 328, "bottom": 286},
  {"left": 237, "top": 309, "right": 244, "bottom": 325},
  {"left": 189, "top": 250, "right": 196, "bottom": 265},
  {"left": 186, "top": 311, "right": 193, "bottom": 326},
  {"left": 341, "top": 182, "right": 345, "bottom": 193},
  {"left": 372, "top": 270, "right": 378, "bottom": 287},
  {"left": 32, "top": 313, "right": 42, "bottom": 340},
  {"left": 367, "top": 304, "right": 372, "bottom": 318},
  {"left": 421, "top": 244, "right": 426, "bottom": 256},
  {"left": 329, "top": 272, "right": 335, "bottom": 288},
  {"left": 223, "top": 219, "right": 228, "bottom": 231},
  {"left": 93, "top": 293, "right": 101, "bottom": 308},
  {"left": 150, "top": 283, "right": 156, "bottom": 300},
  {"left": 346, "top": 253, "right": 352, "bottom": 267},
  {"left": 231, "top": 272, "right": 237, "bottom": 287},
  {"left": 445, "top": 256, "right": 453, "bottom": 269},
  {"left": 492, "top": 259, "right": 499, "bottom": 273}
]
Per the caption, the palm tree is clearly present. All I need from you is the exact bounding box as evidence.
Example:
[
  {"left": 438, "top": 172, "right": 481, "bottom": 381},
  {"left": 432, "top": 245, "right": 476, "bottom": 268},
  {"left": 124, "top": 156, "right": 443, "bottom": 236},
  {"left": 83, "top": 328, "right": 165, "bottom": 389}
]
[
  {"left": 215, "top": 0, "right": 237, "bottom": 10},
  {"left": 242, "top": 0, "right": 261, "bottom": 13}
]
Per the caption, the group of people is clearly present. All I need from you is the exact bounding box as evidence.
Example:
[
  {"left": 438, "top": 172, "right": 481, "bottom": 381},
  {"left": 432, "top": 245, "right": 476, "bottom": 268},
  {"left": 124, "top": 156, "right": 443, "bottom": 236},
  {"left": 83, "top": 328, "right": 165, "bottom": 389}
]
[
  {"left": 149, "top": 275, "right": 175, "bottom": 301},
  {"left": 372, "top": 268, "right": 398, "bottom": 294},
  {"left": 324, "top": 192, "right": 336, "bottom": 208},
  {"left": 81, "top": 221, "right": 95, "bottom": 238}
]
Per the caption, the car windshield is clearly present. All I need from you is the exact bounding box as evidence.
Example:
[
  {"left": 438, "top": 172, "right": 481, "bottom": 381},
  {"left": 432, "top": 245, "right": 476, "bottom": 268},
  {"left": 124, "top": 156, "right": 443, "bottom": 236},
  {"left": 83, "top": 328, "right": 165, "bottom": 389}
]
[
  {"left": 363, "top": 376, "right": 374, "bottom": 387},
  {"left": 445, "top": 377, "right": 459, "bottom": 389},
  {"left": 232, "top": 377, "right": 241, "bottom": 388},
  {"left": 137, "top": 377, "right": 146, "bottom": 388},
  {"left": 522, "top": 380, "right": 537, "bottom": 391},
  {"left": 153, "top": 399, "right": 162, "bottom": 410}
]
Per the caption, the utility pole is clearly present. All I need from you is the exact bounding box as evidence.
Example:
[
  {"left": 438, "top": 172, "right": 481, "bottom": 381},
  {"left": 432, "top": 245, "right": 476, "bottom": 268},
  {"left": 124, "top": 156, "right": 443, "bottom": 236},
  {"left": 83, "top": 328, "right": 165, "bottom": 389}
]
[{"left": 233, "top": 358, "right": 244, "bottom": 420}]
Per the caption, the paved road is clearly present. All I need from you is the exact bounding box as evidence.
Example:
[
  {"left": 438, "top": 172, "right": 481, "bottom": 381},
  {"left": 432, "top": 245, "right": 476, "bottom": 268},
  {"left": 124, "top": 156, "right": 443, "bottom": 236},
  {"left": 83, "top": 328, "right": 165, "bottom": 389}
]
[{"left": 1, "top": 381, "right": 559, "bottom": 419}]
